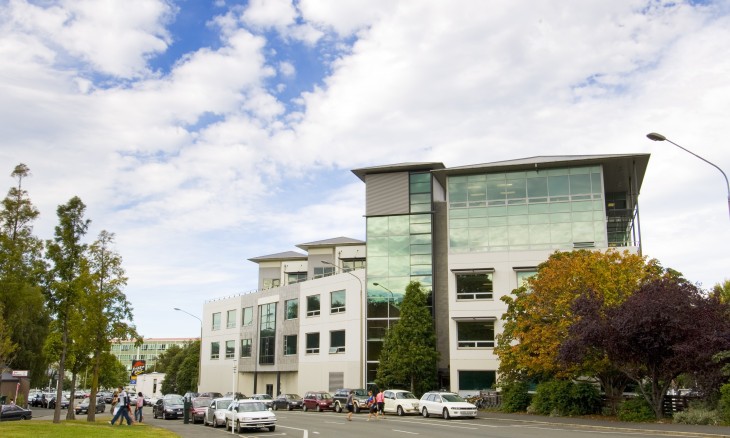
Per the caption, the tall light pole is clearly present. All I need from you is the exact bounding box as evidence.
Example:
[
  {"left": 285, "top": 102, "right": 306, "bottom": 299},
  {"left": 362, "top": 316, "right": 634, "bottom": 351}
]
[
  {"left": 321, "top": 260, "right": 364, "bottom": 388},
  {"left": 174, "top": 307, "right": 202, "bottom": 391},
  {"left": 372, "top": 283, "right": 394, "bottom": 327},
  {"left": 647, "top": 132, "right": 730, "bottom": 220}
]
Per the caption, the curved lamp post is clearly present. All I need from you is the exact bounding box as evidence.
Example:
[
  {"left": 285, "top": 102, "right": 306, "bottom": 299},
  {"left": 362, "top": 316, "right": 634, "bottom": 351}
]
[
  {"left": 372, "top": 283, "right": 394, "bottom": 326},
  {"left": 174, "top": 307, "right": 202, "bottom": 391},
  {"left": 647, "top": 132, "right": 730, "bottom": 220},
  {"left": 321, "top": 261, "right": 364, "bottom": 388}
]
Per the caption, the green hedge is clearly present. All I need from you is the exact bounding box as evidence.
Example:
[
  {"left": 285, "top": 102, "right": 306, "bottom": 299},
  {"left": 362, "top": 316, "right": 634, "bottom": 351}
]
[
  {"left": 617, "top": 397, "right": 655, "bottom": 422},
  {"left": 530, "top": 380, "right": 601, "bottom": 416},
  {"left": 500, "top": 381, "right": 531, "bottom": 413}
]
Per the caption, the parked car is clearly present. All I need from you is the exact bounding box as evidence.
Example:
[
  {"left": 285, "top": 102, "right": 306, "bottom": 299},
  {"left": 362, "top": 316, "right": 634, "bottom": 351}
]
[
  {"left": 48, "top": 395, "right": 70, "bottom": 409},
  {"left": 302, "top": 391, "right": 334, "bottom": 412},
  {"left": 224, "top": 392, "right": 247, "bottom": 400},
  {"left": 152, "top": 394, "right": 185, "bottom": 419},
  {"left": 251, "top": 393, "right": 274, "bottom": 409},
  {"left": 75, "top": 397, "right": 106, "bottom": 414},
  {"left": 199, "top": 392, "right": 223, "bottom": 399},
  {"left": 190, "top": 397, "right": 211, "bottom": 423},
  {"left": 101, "top": 391, "right": 114, "bottom": 404},
  {"left": 203, "top": 397, "right": 234, "bottom": 427},
  {"left": 0, "top": 404, "right": 32, "bottom": 421},
  {"left": 272, "top": 393, "right": 303, "bottom": 411},
  {"left": 224, "top": 399, "right": 276, "bottom": 433},
  {"left": 29, "top": 393, "right": 46, "bottom": 407},
  {"left": 183, "top": 392, "right": 199, "bottom": 402},
  {"left": 383, "top": 389, "right": 420, "bottom": 416},
  {"left": 332, "top": 388, "right": 369, "bottom": 413},
  {"left": 419, "top": 391, "right": 477, "bottom": 419}
]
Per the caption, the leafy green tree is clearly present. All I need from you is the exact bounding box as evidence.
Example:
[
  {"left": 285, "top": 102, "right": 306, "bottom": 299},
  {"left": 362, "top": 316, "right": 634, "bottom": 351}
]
[
  {"left": 376, "top": 281, "right": 438, "bottom": 396},
  {"left": 45, "top": 196, "right": 89, "bottom": 423},
  {"left": 0, "top": 304, "right": 17, "bottom": 367},
  {"left": 78, "top": 230, "right": 140, "bottom": 421},
  {"left": 159, "top": 345, "right": 184, "bottom": 394},
  {"left": 713, "top": 280, "right": 730, "bottom": 303},
  {"left": 0, "top": 164, "right": 50, "bottom": 384},
  {"left": 561, "top": 277, "right": 730, "bottom": 419},
  {"left": 158, "top": 342, "right": 198, "bottom": 395}
]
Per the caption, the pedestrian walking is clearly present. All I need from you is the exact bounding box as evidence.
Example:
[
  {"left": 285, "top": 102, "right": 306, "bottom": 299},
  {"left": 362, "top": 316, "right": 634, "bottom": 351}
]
[
  {"left": 345, "top": 390, "right": 354, "bottom": 421},
  {"left": 376, "top": 389, "right": 385, "bottom": 419},
  {"left": 366, "top": 390, "right": 377, "bottom": 421},
  {"left": 110, "top": 386, "right": 133, "bottom": 425},
  {"left": 134, "top": 392, "right": 144, "bottom": 423}
]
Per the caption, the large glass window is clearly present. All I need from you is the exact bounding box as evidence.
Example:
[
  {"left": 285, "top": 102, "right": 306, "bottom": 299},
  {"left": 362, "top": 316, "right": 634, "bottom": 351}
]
[
  {"left": 330, "top": 290, "right": 346, "bottom": 314},
  {"left": 330, "top": 330, "right": 346, "bottom": 353},
  {"left": 285, "top": 299, "right": 298, "bottom": 320},
  {"left": 284, "top": 335, "right": 297, "bottom": 355},
  {"left": 342, "top": 259, "right": 366, "bottom": 272},
  {"left": 241, "top": 339, "right": 252, "bottom": 357},
  {"left": 313, "top": 266, "right": 335, "bottom": 279},
  {"left": 306, "top": 333, "right": 320, "bottom": 354},
  {"left": 287, "top": 272, "right": 307, "bottom": 284},
  {"left": 457, "top": 321, "right": 495, "bottom": 348},
  {"left": 516, "top": 269, "right": 538, "bottom": 291},
  {"left": 459, "top": 370, "right": 496, "bottom": 391},
  {"left": 225, "top": 340, "right": 235, "bottom": 359},
  {"left": 226, "top": 310, "right": 237, "bottom": 329},
  {"left": 306, "top": 295, "right": 320, "bottom": 317},
  {"left": 212, "top": 313, "right": 221, "bottom": 331},
  {"left": 242, "top": 307, "right": 253, "bottom": 326},
  {"left": 210, "top": 342, "right": 220, "bottom": 359},
  {"left": 455, "top": 271, "right": 493, "bottom": 300},
  {"left": 259, "top": 303, "right": 276, "bottom": 365}
]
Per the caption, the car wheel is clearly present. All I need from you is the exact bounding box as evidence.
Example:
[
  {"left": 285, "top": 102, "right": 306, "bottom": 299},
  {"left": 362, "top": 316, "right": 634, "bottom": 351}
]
[
  {"left": 225, "top": 419, "right": 230, "bottom": 430},
  {"left": 397, "top": 406, "right": 404, "bottom": 416},
  {"left": 422, "top": 407, "right": 429, "bottom": 418},
  {"left": 443, "top": 408, "right": 450, "bottom": 419},
  {"left": 273, "top": 403, "right": 278, "bottom": 411},
  {"left": 316, "top": 404, "right": 322, "bottom": 412},
  {"left": 269, "top": 426, "right": 276, "bottom": 432},
  {"left": 303, "top": 404, "right": 308, "bottom": 412},
  {"left": 163, "top": 411, "right": 168, "bottom": 420},
  {"left": 335, "top": 402, "right": 341, "bottom": 413},
  {"left": 287, "top": 404, "right": 293, "bottom": 411}
]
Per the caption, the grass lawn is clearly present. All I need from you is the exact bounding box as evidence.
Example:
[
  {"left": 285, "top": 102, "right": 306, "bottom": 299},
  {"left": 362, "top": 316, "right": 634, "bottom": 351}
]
[{"left": 0, "top": 419, "right": 178, "bottom": 438}]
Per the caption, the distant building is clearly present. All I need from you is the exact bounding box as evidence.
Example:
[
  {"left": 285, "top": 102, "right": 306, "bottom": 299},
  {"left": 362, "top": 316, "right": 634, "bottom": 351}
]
[
  {"left": 111, "top": 337, "right": 198, "bottom": 373},
  {"left": 201, "top": 154, "right": 648, "bottom": 396}
]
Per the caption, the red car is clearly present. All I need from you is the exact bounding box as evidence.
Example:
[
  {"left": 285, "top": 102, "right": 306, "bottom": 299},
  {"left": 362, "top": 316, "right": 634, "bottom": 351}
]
[
  {"left": 190, "top": 397, "right": 211, "bottom": 423},
  {"left": 302, "top": 391, "right": 334, "bottom": 412}
]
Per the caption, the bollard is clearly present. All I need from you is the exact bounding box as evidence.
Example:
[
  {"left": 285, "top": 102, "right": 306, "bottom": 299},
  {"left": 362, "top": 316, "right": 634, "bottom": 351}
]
[{"left": 183, "top": 398, "right": 190, "bottom": 424}]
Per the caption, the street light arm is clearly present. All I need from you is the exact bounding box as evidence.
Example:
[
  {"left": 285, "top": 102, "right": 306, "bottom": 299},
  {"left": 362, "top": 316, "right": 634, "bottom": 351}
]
[
  {"left": 647, "top": 132, "right": 730, "bottom": 220},
  {"left": 174, "top": 307, "right": 202, "bottom": 324}
]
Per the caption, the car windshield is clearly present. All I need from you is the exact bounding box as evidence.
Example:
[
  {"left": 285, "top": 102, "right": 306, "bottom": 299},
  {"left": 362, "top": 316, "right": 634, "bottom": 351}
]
[
  {"left": 193, "top": 399, "right": 211, "bottom": 408},
  {"left": 354, "top": 389, "right": 367, "bottom": 396},
  {"left": 397, "top": 392, "right": 417, "bottom": 400},
  {"left": 236, "top": 402, "right": 267, "bottom": 412},
  {"left": 317, "top": 393, "right": 332, "bottom": 400},
  {"left": 442, "top": 394, "right": 466, "bottom": 402},
  {"left": 216, "top": 400, "right": 233, "bottom": 410},
  {"left": 256, "top": 394, "right": 272, "bottom": 400},
  {"left": 165, "top": 395, "right": 184, "bottom": 404},
  {"left": 286, "top": 394, "right": 301, "bottom": 400}
]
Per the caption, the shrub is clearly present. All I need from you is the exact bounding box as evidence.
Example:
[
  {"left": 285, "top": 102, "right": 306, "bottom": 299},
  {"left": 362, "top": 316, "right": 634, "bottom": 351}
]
[
  {"left": 673, "top": 407, "right": 721, "bottom": 425},
  {"left": 718, "top": 383, "right": 730, "bottom": 423},
  {"left": 529, "top": 380, "right": 601, "bottom": 416},
  {"left": 500, "top": 381, "right": 531, "bottom": 413},
  {"left": 617, "top": 397, "right": 655, "bottom": 422}
]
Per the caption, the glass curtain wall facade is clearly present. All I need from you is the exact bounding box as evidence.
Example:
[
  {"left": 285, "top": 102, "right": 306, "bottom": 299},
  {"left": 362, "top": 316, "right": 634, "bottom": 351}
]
[
  {"left": 365, "top": 172, "right": 434, "bottom": 384},
  {"left": 448, "top": 166, "right": 606, "bottom": 251}
]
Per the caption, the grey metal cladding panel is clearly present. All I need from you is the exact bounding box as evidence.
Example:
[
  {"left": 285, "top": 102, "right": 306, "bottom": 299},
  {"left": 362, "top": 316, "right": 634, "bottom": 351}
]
[{"left": 366, "top": 172, "right": 410, "bottom": 216}]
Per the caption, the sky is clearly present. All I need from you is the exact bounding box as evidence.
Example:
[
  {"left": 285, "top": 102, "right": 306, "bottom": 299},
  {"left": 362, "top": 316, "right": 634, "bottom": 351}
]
[{"left": 1, "top": 0, "right": 729, "bottom": 338}]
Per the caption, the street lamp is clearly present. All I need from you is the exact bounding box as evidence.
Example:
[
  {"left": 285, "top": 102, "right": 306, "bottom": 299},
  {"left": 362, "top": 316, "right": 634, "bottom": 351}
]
[
  {"left": 647, "top": 132, "right": 730, "bottom": 220},
  {"left": 321, "top": 260, "right": 364, "bottom": 388},
  {"left": 174, "top": 307, "right": 203, "bottom": 391},
  {"left": 372, "top": 283, "right": 394, "bottom": 327}
]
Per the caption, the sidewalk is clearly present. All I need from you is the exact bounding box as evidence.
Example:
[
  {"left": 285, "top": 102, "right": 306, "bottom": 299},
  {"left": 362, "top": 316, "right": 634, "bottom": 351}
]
[{"left": 478, "top": 411, "right": 730, "bottom": 437}]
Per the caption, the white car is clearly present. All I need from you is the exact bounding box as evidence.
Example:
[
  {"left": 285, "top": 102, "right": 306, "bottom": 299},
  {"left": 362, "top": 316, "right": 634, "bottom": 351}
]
[
  {"left": 224, "top": 399, "right": 276, "bottom": 433},
  {"left": 383, "top": 389, "right": 420, "bottom": 416},
  {"left": 419, "top": 391, "right": 477, "bottom": 419},
  {"left": 204, "top": 397, "right": 234, "bottom": 427}
]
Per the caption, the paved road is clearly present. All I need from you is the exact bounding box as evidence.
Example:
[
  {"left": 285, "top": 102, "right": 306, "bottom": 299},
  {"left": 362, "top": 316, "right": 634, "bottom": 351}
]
[{"left": 29, "top": 406, "right": 730, "bottom": 438}]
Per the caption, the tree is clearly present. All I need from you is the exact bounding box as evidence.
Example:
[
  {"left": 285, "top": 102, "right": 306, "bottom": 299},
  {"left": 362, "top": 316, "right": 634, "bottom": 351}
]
[
  {"left": 713, "top": 280, "right": 730, "bottom": 303},
  {"left": 158, "top": 342, "right": 198, "bottom": 395},
  {"left": 376, "top": 281, "right": 439, "bottom": 396},
  {"left": 495, "top": 250, "right": 667, "bottom": 411},
  {"left": 45, "top": 196, "right": 89, "bottom": 423},
  {"left": 78, "top": 230, "right": 139, "bottom": 421},
  {"left": 560, "top": 277, "right": 730, "bottom": 419},
  {"left": 0, "top": 164, "right": 50, "bottom": 384},
  {"left": 0, "top": 304, "right": 17, "bottom": 368}
]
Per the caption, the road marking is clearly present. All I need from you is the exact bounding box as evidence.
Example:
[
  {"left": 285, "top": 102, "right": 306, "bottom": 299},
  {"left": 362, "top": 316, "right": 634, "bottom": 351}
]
[
  {"left": 277, "top": 424, "right": 308, "bottom": 438},
  {"left": 392, "top": 429, "right": 419, "bottom": 435}
]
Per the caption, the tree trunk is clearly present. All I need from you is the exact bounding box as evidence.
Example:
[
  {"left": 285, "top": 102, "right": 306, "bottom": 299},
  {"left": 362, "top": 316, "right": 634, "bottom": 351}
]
[
  {"left": 66, "top": 373, "right": 77, "bottom": 420},
  {"left": 88, "top": 350, "right": 101, "bottom": 422}
]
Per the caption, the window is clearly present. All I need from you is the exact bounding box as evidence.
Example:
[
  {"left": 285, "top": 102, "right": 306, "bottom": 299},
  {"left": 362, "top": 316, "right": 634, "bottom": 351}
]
[
  {"left": 313, "top": 266, "right": 335, "bottom": 279},
  {"left": 306, "top": 333, "right": 320, "bottom": 354},
  {"left": 306, "top": 295, "right": 320, "bottom": 317},
  {"left": 259, "top": 303, "right": 277, "bottom": 365},
  {"left": 330, "top": 290, "right": 346, "bottom": 314},
  {"left": 226, "top": 309, "right": 237, "bottom": 329},
  {"left": 285, "top": 299, "right": 298, "bottom": 320},
  {"left": 342, "top": 259, "right": 366, "bottom": 272},
  {"left": 516, "top": 269, "right": 537, "bottom": 291},
  {"left": 212, "top": 313, "right": 221, "bottom": 330},
  {"left": 287, "top": 272, "right": 307, "bottom": 284},
  {"left": 284, "top": 335, "right": 297, "bottom": 355},
  {"left": 457, "top": 320, "right": 495, "bottom": 348},
  {"left": 211, "top": 342, "right": 220, "bottom": 359},
  {"left": 459, "top": 370, "right": 496, "bottom": 391},
  {"left": 330, "top": 330, "right": 345, "bottom": 353},
  {"left": 455, "top": 271, "right": 493, "bottom": 300},
  {"left": 263, "top": 278, "right": 280, "bottom": 289},
  {"left": 242, "top": 307, "right": 253, "bottom": 326},
  {"left": 241, "top": 339, "right": 252, "bottom": 357},
  {"left": 225, "top": 340, "right": 235, "bottom": 359}
]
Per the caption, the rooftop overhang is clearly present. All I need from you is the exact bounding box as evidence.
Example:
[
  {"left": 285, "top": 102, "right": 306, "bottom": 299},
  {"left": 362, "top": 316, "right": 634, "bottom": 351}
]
[{"left": 351, "top": 162, "right": 446, "bottom": 182}]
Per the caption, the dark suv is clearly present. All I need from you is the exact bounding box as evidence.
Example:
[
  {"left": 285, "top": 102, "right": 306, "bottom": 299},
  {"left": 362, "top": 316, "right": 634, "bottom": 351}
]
[
  {"left": 332, "top": 388, "right": 369, "bottom": 413},
  {"left": 302, "top": 391, "right": 334, "bottom": 412}
]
